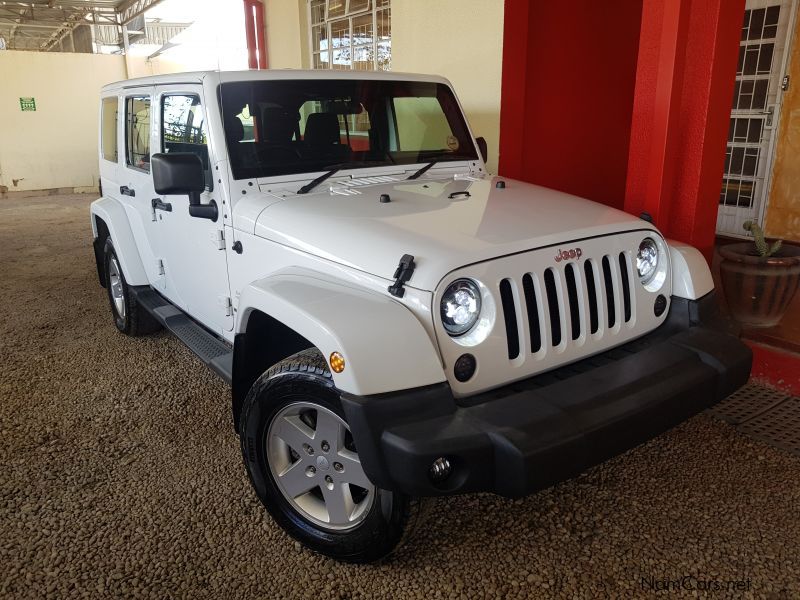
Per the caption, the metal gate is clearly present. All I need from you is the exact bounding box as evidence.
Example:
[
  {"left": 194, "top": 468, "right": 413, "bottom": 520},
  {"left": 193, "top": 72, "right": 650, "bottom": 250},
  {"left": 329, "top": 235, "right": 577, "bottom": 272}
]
[{"left": 717, "top": 0, "right": 798, "bottom": 237}]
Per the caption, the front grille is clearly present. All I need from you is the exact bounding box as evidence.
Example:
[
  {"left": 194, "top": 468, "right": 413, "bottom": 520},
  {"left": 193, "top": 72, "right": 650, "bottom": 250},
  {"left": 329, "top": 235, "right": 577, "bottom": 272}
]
[
  {"left": 499, "top": 252, "right": 636, "bottom": 360},
  {"left": 436, "top": 229, "right": 669, "bottom": 396}
]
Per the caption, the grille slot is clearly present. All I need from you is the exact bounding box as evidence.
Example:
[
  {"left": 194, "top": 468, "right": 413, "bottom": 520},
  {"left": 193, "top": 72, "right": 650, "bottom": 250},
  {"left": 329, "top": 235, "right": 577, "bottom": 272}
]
[
  {"left": 565, "top": 263, "right": 581, "bottom": 340},
  {"left": 543, "top": 268, "right": 562, "bottom": 347},
  {"left": 619, "top": 252, "right": 632, "bottom": 323},
  {"left": 602, "top": 256, "right": 616, "bottom": 328},
  {"left": 584, "top": 261, "right": 599, "bottom": 334},
  {"left": 522, "top": 274, "right": 542, "bottom": 353},
  {"left": 499, "top": 278, "right": 520, "bottom": 359}
]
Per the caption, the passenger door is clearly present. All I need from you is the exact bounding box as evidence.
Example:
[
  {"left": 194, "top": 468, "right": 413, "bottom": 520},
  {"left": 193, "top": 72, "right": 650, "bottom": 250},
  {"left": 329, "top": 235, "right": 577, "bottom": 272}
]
[
  {"left": 153, "top": 86, "right": 233, "bottom": 335},
  {"left": 119, "top": 89, "right": 166, "bottom": 291}
]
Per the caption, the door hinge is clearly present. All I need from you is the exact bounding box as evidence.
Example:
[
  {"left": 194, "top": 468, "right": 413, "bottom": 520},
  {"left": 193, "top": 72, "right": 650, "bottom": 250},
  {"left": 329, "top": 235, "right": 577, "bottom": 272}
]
[
  {"left": 156, "top": 258, "right": 165, "bottom": 276},
  {"left": 218, "top": 296, "right": 233, "bottom": 317},
  {"left": 210, "top": 229, "right": 225, "bottom": 250},
  {"left": 782, "top": 75, "right": 790, "bottom": 91}
]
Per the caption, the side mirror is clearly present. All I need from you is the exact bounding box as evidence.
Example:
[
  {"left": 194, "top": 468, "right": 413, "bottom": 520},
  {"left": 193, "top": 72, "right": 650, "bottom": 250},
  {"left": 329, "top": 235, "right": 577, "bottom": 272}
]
[
  {"left": 151, "top": 153, "right": 218, "bottom": 221},
  {"left": 475, "top": 137, "right": 488, "bottom": 164}
]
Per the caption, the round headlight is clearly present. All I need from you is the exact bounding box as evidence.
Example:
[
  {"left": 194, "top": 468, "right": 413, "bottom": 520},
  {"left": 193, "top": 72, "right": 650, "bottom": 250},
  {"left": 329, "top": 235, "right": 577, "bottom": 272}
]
[
  {"left": 637, "top": 238, "right": 659, "bottom": 285},
  {"left": 441, "top": 279, "right": 481, "bottom": 336}
]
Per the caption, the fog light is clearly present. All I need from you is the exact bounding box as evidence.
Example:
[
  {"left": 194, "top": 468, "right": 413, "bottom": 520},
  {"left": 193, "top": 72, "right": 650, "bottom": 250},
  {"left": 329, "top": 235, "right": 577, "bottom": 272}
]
[
  {"left": 454, "top": 353, "right": 476, "bottom": 382},
  {"left": 429, "top": 457, "right": 452, "bottom": 482},
  {"left": 654, "top": 294, "right": 667, "bottom": 317}
]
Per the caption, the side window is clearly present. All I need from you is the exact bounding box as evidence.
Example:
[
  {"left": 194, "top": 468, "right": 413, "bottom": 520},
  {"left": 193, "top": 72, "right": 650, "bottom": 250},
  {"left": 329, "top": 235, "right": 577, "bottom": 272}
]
[
  {"left": 161, "top": 94, "right": 210, "bottom": 172},
  {"left": 101, "top": 97, "right": 118, "bottom": 163},
  {"left": 392, "top": 96, "right": 454, "bottom": 152},
  {"left": 125, "top": 96, "right": 151, "bottom": 172}
]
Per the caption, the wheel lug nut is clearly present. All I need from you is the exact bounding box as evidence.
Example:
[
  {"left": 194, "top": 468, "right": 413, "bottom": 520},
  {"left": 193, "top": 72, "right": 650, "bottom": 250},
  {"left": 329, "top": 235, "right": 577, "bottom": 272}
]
[
  {"left": 303, "top": 443, "right": 314, "bottom": 455},
  {"left": 321, "top": 441, "right": 330, "bottom": 452},
  {"left": 306, "top": 466, "right": 316, "bottom": 477},
  {"left": 324, "top": 475, "right": 334, "bottom": 490},
  {"left": 333, "top": 462, "right": 343, "bottom": 472}
]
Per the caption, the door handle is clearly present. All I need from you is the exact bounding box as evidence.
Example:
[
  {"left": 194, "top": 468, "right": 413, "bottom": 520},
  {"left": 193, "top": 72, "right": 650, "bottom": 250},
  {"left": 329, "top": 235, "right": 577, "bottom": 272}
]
[
  {"left": 151, "top": 198, "right": 172, "bottom": 212},
  {"left": 120, "top": 185, "right": 136, "bottom": 197}
]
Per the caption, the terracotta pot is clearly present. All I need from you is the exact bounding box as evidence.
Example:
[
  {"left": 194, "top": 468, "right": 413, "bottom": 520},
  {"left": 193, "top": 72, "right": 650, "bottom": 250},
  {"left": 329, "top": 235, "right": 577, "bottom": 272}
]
[{"left": 719, "top": 242, "right": 800, "bottom": 328}]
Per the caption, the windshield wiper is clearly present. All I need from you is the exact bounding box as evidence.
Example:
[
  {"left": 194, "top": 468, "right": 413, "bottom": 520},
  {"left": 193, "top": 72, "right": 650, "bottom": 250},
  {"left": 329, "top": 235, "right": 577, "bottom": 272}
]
[
  {"left": 406, "top": 160, "right": 437, "bottom": 180},
  {"left": 296, "top": 159, "right": 395, "bottom": 194},
  {"left": 296, "top": 168, "right": 340, "bottom": 195}
]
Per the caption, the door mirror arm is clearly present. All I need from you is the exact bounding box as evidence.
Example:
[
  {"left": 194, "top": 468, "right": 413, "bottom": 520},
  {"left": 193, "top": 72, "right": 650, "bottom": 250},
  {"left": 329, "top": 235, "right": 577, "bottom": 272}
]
[{"left": 189, "top": 199, "right": 218, "bottom": 221}]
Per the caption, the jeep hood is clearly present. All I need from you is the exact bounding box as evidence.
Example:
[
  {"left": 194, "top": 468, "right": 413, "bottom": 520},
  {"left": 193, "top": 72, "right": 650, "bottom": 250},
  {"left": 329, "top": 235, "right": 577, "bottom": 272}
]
[{"left": 251, "top": 176, "right": 651, "bottom": 291}]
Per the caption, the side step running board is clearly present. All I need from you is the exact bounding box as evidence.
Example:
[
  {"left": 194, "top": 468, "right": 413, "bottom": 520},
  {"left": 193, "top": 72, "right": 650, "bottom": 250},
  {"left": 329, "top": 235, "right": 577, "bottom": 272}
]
[{"left": 130, "top": 286, "right": 233, "bottom": 384}]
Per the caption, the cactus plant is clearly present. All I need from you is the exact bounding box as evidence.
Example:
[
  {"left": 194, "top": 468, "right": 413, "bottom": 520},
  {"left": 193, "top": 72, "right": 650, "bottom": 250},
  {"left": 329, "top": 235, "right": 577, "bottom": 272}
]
[{"left": 742, "top": 220, "right": 783, "bottom": 257}]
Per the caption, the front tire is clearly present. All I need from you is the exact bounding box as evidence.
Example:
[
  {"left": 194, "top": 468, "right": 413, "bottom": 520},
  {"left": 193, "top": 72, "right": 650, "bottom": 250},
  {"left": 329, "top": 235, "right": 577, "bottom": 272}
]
[
  {"left": 103, "top": 239, "right": 160, "bottom": 337},
  {"left": 240, "top": 349, "right": 427, "bottom": 563}
]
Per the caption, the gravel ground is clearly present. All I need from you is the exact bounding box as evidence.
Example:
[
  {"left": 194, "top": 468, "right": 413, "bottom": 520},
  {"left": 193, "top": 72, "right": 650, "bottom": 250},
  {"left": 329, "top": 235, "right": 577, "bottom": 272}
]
[{"left": 1, "top": 192, "right": 800, "bottom": 599}]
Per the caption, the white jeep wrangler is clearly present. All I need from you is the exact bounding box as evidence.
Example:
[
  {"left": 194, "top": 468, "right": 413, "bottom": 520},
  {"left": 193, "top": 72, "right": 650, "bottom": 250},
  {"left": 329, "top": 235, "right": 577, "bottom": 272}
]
[{"left": 91, "top": 70, "right": 751, "bottom": 562}]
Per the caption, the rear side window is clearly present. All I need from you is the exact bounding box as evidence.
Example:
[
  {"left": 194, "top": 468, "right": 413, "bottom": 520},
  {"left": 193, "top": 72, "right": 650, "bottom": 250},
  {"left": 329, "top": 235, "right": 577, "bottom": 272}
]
[
  {"left": 161, "top": 94, "right": 210, "bottom": 173},
  {"left": 101, "top": 97, "right": 118, "bottom": 163},
  {"left": 125, "top": 96, "right": 151, "bottom": 172}
]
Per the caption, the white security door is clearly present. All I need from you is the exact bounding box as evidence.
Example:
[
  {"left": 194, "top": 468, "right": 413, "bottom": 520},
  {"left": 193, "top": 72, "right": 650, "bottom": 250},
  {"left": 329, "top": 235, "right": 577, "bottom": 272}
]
[{"left": 717, "top": 0, "right": 798, "bottom": 237}]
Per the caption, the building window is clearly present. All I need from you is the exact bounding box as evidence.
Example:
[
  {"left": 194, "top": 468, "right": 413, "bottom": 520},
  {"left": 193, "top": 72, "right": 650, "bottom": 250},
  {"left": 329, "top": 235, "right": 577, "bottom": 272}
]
[{"left": 309, "top": 0, "right": 391, "bottom": 71}]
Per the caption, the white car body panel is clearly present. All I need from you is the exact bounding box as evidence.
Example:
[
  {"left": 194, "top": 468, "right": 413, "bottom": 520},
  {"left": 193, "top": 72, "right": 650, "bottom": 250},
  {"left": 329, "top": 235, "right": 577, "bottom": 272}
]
[
  {"left": 226, "top": 229, "right": 440, "bottom": 352},
  {"left": 251, "top": 175, "right": 652, "bottom": 291},
  {"left": 91, "top": 196, "right": 149, "bottom": 286},
  {"left": 237, "top": 268, "right": 444, "bottom": 396},
  {"left": 668, "top": 241, "right": 715, "bottom": 300}
]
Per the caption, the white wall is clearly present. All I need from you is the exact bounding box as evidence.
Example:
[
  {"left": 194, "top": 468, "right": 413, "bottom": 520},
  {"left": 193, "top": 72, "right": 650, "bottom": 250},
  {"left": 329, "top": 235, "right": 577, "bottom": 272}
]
[{"left": 0, "top": 51, "right": 127, "bottom": 192}]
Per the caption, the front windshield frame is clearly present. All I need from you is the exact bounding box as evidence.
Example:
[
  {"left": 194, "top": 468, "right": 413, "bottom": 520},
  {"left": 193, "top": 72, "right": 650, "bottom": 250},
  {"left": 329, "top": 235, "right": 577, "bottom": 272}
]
[{"left": 217, "top": 79, "right": 479, "bottom": 181}]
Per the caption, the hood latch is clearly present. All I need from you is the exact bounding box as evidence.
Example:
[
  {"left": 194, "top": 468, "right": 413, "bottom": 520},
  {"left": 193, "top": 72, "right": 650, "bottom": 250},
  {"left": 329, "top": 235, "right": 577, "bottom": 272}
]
[{"left": 388, "top": 254, "right": 416, "bottom": 298}]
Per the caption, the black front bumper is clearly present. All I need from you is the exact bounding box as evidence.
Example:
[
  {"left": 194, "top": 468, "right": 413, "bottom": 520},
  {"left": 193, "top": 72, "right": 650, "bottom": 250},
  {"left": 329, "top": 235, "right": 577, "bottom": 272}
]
[{"left": 341, "top": 294, "right": 751, "bottom": 498}]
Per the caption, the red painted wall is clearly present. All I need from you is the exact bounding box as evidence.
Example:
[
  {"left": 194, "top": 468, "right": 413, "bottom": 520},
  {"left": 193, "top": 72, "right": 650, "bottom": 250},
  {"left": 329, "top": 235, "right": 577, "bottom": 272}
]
[
  {"left": 499, "top": 0, "right": 644, "bottom": 210},
  {"left": 625, "top": 0, "right": 744, "bottom": 260}
]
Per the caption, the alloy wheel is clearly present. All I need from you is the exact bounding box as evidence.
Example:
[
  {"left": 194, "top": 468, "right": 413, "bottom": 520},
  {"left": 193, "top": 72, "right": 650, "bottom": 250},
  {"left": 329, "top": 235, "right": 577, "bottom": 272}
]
[{"left": 267, "top": 401, "right": 375, "bottom": 531}]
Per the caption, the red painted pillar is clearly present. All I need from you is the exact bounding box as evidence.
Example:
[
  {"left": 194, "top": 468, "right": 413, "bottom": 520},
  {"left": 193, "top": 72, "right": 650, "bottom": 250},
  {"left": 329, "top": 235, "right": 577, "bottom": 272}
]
[
  {"left": 498, "top": 0, "right": 531, "bottom": 181},
  {"left": 625, "top": 0, "right": 744, "bottom": 261},
  {"left": 244, "top": 0, "right": 268, "bottom": 70}
]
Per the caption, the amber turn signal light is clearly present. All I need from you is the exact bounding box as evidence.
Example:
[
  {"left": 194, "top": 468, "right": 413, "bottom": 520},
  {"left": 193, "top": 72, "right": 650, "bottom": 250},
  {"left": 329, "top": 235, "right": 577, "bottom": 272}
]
[{"left": 329, "top": 352, "right": 346, "bottom": 373}]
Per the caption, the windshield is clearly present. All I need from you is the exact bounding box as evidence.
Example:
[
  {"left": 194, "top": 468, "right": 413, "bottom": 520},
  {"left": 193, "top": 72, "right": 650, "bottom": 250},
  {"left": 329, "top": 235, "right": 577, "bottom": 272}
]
[{"left": 218, "top": 79, "right": 478, "bottom": 180}]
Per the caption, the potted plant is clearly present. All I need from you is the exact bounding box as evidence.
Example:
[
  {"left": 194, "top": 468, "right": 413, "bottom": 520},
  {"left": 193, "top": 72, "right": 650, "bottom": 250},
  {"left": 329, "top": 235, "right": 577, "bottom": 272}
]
[{"left": 719, "top": 221, "right": 800, "bottom": 328}]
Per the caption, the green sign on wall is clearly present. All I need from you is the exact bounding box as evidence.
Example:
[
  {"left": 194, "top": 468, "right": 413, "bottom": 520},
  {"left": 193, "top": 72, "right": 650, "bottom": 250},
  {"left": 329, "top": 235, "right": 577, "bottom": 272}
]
[{"left": 19, "top": 97, "right": 36, "bottom": 112}]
